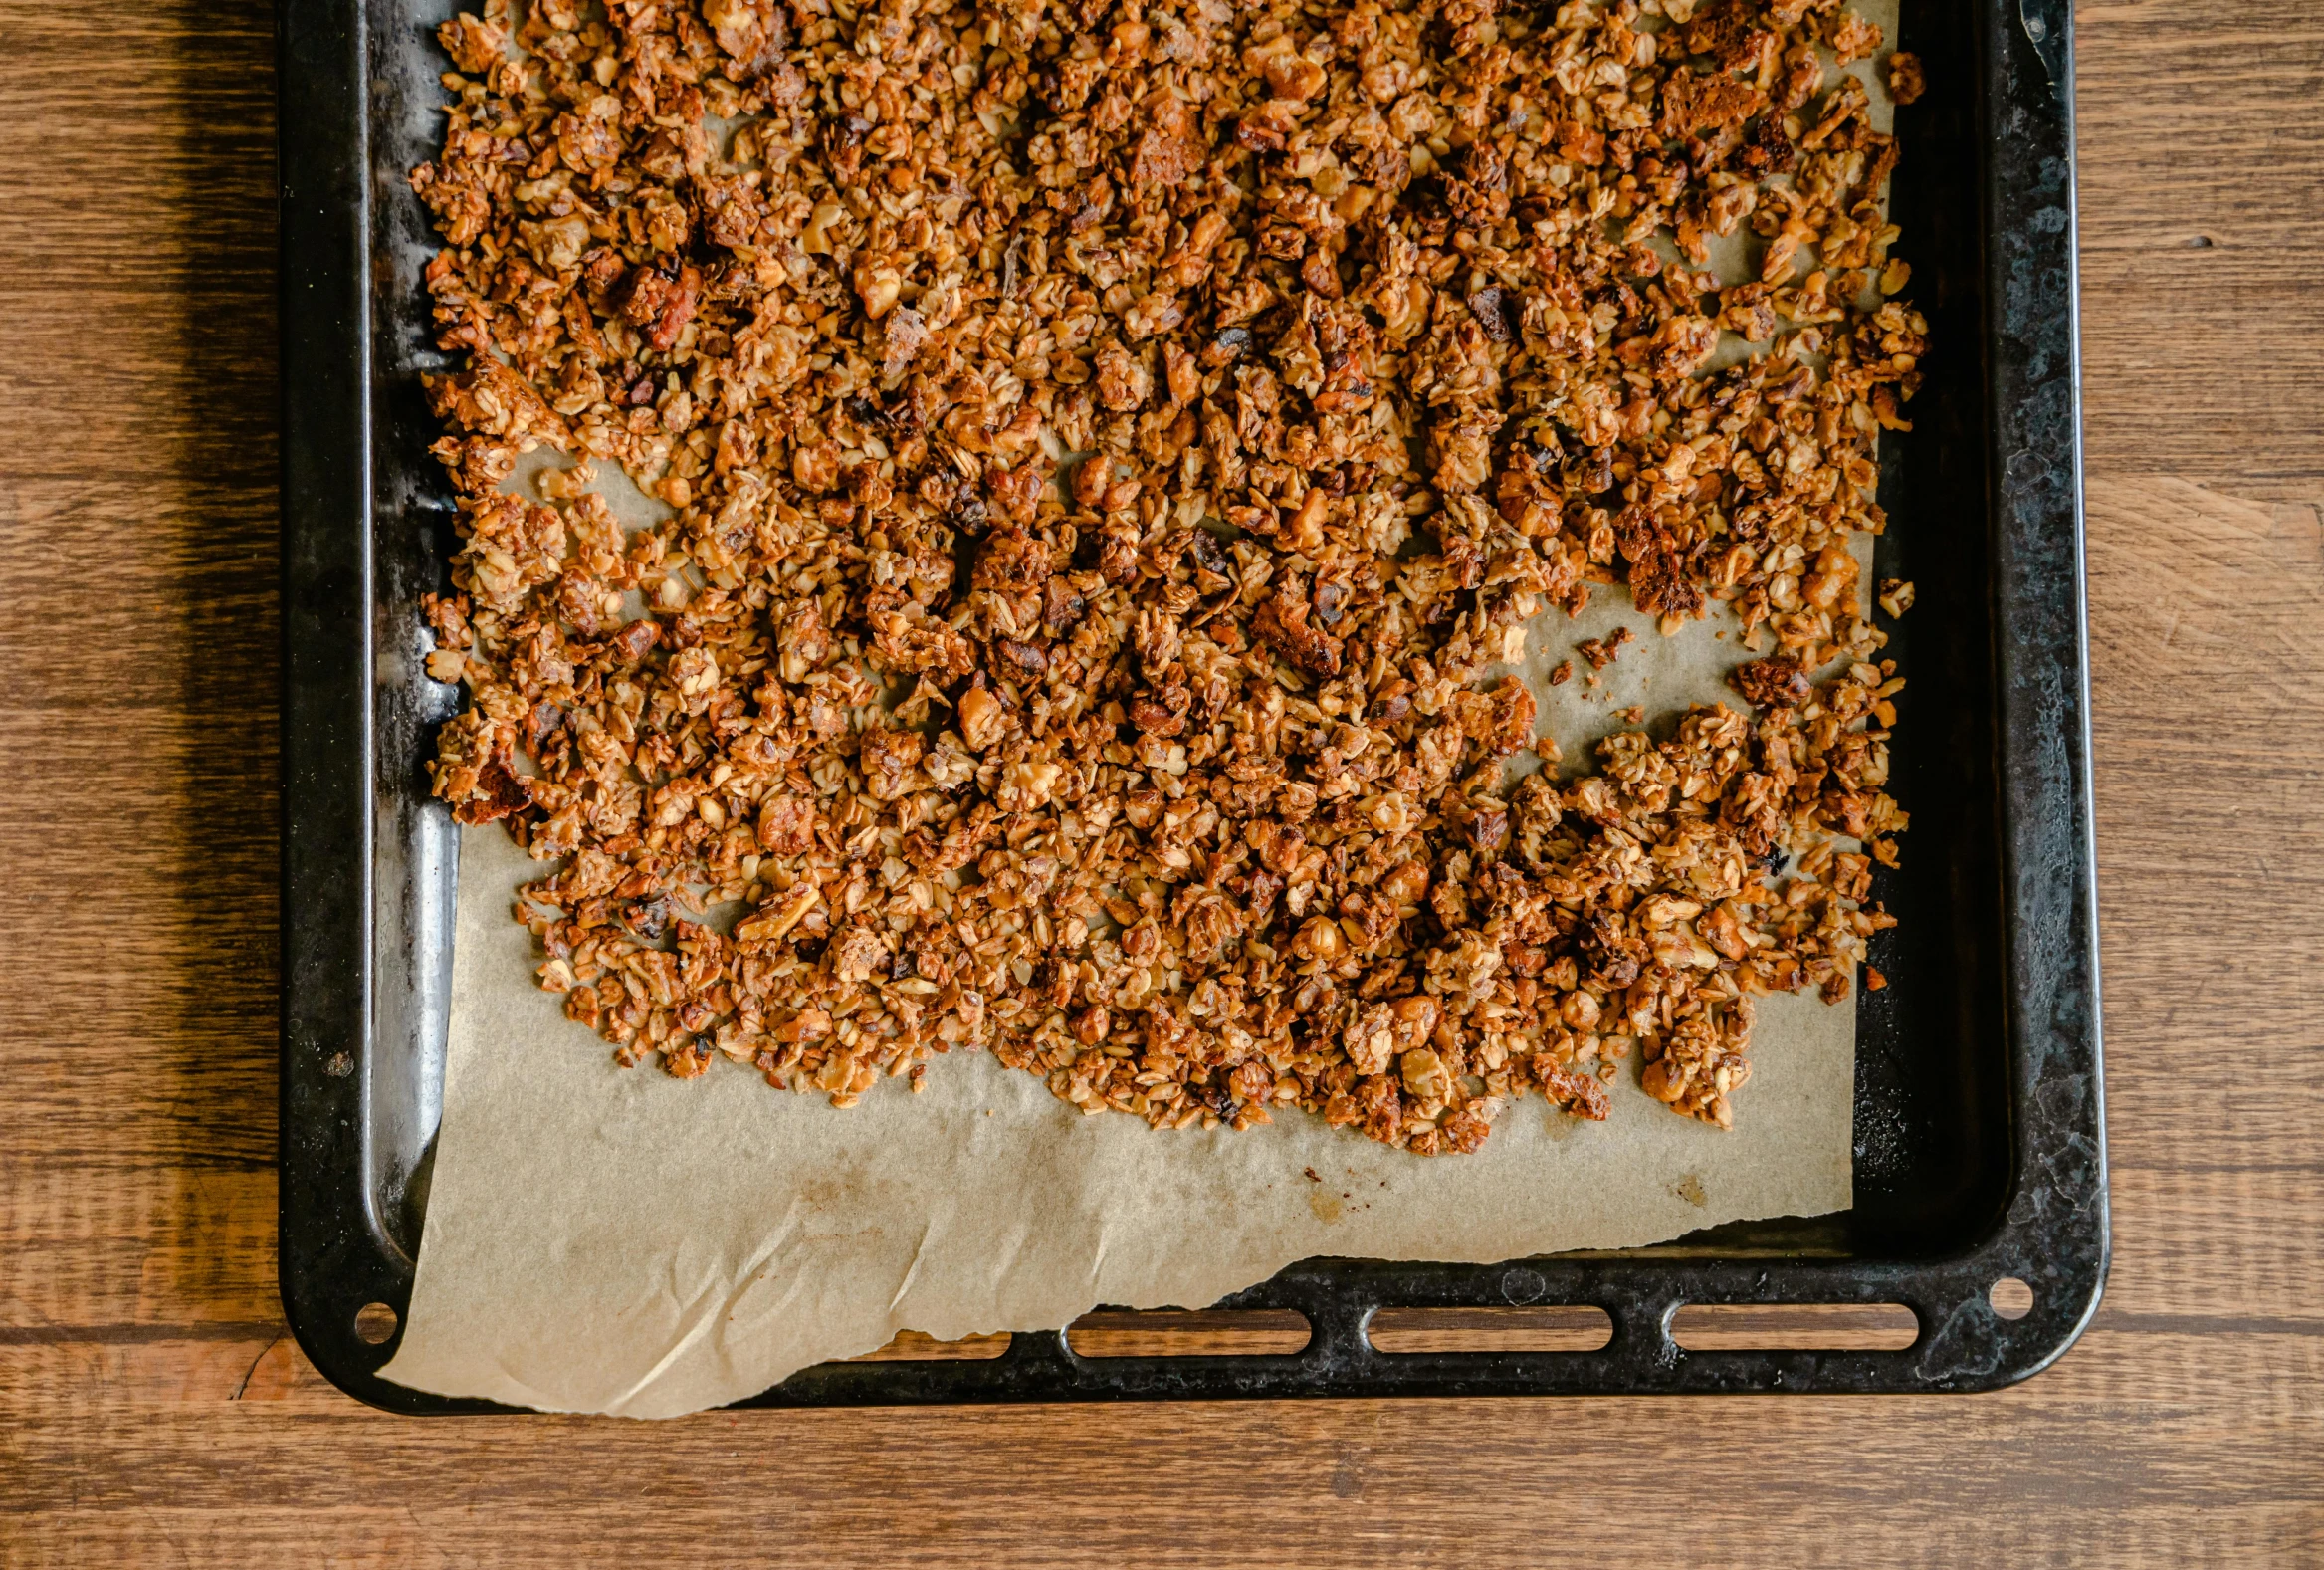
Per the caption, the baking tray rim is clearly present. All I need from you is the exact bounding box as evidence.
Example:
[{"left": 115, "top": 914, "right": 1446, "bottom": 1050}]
[{"left": 277, "top": 0, "right": 2107, "bottom": 1410}]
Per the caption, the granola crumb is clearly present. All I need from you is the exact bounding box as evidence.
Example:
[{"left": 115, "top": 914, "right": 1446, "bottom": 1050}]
[
  {"left": 1576, "top": 627, "right": 1636, "bottom": 672},
  {"left": 1829, "top": 11, "right": 1884, "bottom": 65},
  {"left": 1889, "top": 52, "right": 1928, "bottom": 107},
  {"left": 1879, "top": 579, "right": 1917, "bottom": 618}
]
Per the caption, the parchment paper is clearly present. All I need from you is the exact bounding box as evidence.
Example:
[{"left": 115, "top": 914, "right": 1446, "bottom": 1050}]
[{"left": 381, "top": 11, "right": 1895, "bottom": 1419}]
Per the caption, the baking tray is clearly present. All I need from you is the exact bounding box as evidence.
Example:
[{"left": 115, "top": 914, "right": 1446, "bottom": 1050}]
[{"left": 280, "top": 0, "right": 2104, "bottom": 1409}]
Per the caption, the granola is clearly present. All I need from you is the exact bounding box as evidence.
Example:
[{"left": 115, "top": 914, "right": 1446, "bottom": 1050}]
[{"left": 414, "top": 0, "right": 1917, "bottom": 1150}]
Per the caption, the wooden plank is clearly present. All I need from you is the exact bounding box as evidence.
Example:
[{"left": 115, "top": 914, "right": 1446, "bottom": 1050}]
[
  {"left": 2077, "top": 0, "right": 2324, "bottom": 496},
  {"left": 0, "top": 1328, "right": 2316, "bottom": 1565}
]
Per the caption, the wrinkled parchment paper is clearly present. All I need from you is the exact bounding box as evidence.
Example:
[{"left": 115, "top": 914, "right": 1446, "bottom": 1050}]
[{"left": 381, "top": 8, "right": 1896, "bottom": 1419}]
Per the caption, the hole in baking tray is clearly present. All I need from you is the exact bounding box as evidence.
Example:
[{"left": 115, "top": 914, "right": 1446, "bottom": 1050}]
[
  {"left": 1366, "top": 1305, "right": 1613, "bottom": 1354},
  {"left": 848, "top": 1331, "right": 1013, "bottom": 1362},
  {"left": 1670, "top": 1302, "right": 1918, "bottom": 1352},
  {"left": 353, "top": 1302, "right": 400, "bottom": 1345},
  {"left": 1066, "top": 1309, "right": 1313, "bottom": 1358},
  {"left": 1989, "top": 1277, "right": 2035, "bottom": 1320}
]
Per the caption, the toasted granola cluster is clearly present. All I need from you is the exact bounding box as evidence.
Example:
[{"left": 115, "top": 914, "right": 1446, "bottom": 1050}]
[{"left": 416, "top": 0, "right": 1916, "bottom": 1150}]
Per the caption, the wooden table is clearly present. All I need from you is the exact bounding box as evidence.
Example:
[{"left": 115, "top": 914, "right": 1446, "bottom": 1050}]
[{"left": 5, "top": 1, "right": 2319, "bottom": 1560}]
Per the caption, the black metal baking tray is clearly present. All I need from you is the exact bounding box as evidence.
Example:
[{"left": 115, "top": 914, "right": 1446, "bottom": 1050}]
[{"left": 281, "top": 0, "right": 2104, "bottom": 1409}]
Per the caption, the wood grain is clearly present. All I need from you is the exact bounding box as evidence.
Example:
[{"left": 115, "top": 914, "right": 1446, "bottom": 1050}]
[{"left": 4, "top": 0, "right": 2323, "bottom": 1561}]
